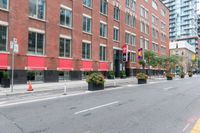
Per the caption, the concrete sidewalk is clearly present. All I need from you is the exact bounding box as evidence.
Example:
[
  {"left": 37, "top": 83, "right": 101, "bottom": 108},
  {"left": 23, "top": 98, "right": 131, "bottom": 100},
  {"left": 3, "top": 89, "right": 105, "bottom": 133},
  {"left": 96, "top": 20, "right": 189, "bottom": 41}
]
[{"left": 0, "top": 77, "right": 142, "bottom": 96}]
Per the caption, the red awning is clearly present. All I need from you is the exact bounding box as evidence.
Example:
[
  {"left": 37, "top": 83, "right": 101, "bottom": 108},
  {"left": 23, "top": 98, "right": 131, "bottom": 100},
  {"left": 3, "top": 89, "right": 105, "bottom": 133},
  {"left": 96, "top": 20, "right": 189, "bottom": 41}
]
[
  {"left": 27, "top": 56, "right": 46, "bottom": 70},
  {"left": 0, "top": 54, "right": 8, "bottom": 70},
  {"left": 98, "top": 62, "right": 108, "bottom": 71},
  {"left": 81, "top": 61, "right": 92, "bottom": 71},
  {"left": 58, "top": 59, "right": 73, "bottom": 71}
]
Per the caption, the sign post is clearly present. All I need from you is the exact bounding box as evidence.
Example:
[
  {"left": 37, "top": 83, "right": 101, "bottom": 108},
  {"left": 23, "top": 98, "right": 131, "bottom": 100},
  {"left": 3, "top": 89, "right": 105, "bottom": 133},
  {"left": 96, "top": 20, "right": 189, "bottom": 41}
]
[{"left": 10, "top": 38, "right": 18, "bottom": 92}]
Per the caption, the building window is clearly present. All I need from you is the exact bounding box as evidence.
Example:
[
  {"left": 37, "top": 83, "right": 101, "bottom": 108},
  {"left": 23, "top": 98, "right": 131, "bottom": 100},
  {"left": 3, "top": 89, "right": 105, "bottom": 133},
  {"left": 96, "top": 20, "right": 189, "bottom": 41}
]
[
  {"left": 29, "top": 0, "right": 45, "bottom": 20},
  {"left": 100, "top": 0, "right": 107, "bottom": 15},
  {"left": 130, "top": 52, "right": 136, "bottom": 63},
  {"left": 59, "top": 38, "right": 71, "bottom": 58},
  {"left": 152, "top": 0, "right": 158, "bottom": 10},
  {"left": 83, "top": 15, "right": 91, "bottom": 33},
  {"left": 0, "top": 0, "right": 8, "bottom": 10},
  {"left": 152, "top": 43, "right": 159, "bottom": 52},
  {"left": 113, "top": 27, "right": 119, "bottom": 41},
  {"left": 100, "top": 22, "right": 107, "bottom": 38},
  {"left": 125, "top": 32, "right": 136, "bottom": 46},
  {"left": 140, "top": 6, "right": 148, "bottom": 19},
  {"left": 28, "top": 31, "right": 44, "bottom": 55},
  {"left": 60, "top": 7, "right": 72, "bottom": 28},
  {"left": 100, "top": 45, "right": 106, "bottom": 61},
  {"left": 83, "top": 0, "right": 92, "bottom": 8},
  {"left": 82, "top": 42, "right": 91, "bottom": 59},
  {"left": 125, "top": 12, "right": 136, "bottom": 28},
  {"left": 114, "top": 6, "right": 120, "bottom": 20},
  {"left": 0, "top": 25, "right": 7, "bottom": 52},
  {"left": 126, "top": 0, "right": 136, "bottom": 11}
]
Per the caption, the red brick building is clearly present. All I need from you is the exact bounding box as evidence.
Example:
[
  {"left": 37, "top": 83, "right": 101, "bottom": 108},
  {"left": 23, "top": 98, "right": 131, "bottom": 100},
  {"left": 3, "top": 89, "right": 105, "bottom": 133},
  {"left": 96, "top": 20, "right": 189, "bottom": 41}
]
[{"left": 0, "top": 0, "right": 169, "bottom": 83}]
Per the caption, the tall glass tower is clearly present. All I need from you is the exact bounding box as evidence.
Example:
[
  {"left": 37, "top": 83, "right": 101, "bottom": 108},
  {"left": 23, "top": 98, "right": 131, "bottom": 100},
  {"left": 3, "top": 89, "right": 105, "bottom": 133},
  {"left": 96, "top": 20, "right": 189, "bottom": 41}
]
[{"left": 162, "top": 0, "right": 199, "bottom": 47}]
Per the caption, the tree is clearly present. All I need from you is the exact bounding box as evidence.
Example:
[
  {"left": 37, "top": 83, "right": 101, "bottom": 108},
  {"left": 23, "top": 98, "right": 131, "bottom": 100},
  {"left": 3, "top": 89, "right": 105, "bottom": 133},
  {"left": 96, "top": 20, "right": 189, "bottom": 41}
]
[{"left": 144, "top": 50, "right": 157, "bottom": 68}]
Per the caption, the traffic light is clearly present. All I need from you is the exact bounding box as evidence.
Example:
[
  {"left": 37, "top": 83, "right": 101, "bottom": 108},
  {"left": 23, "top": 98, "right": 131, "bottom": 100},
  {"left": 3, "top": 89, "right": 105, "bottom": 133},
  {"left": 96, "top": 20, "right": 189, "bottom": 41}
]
[{"left": 122, "top": 45, "right": 128, "bottom": 62}]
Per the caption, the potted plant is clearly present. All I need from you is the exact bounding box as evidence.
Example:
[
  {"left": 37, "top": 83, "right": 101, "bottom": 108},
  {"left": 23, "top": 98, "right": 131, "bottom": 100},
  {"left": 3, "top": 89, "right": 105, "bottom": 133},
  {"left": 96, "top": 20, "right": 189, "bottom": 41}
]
[
  {"left": 166, "top": 73, "right": 174, "bottom": 80},
  {"left": 1, "top": 71, "right": 10, "bottom": 88},
  {"left": 179, "top": 71, "right": 185, "bottom": 78},
  {"left": 107, "top": 71, "right": 115, "bottom": 79},
  {"left": 86, "top": 72, "right": 105, "bottom": 91},
  {"left": 120, "top": 71, "right": 126, "bottom": 79},
  {"left": 136, "top": 72, "right": 148, "bottom": 84},
  {"left": 188, "top": 71, "right": 193, "bottom": 77}
]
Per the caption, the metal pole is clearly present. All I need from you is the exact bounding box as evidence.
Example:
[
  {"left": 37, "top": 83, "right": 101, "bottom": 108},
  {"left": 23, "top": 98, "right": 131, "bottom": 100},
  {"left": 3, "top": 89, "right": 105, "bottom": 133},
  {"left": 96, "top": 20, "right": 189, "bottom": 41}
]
[
  {"left": 63, "top": 80, "right": 67, "bottom": 95},
  {"left": 11, "top": 42, "right": 14, "bottom": 92}
]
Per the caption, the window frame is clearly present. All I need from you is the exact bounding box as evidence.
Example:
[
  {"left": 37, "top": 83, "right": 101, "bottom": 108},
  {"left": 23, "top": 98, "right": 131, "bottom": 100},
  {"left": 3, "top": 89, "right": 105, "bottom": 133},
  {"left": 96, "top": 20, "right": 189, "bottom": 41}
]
[
  {"left": 99, "top": 44, "right": 106, "bottom": 61},
  {"left": 83, "top": 0, "right": 92, "bottom": 8},
  {"left": 0, "top": 24, "right": 8, "bottom": 52},
  {"left": 60, "top": 5, "right": 72, "bottom": 28},
  {"left": 100, "top": 21, "right": 107, "bottom": 38},
  {"left": 82, "top": 41, "right": 91, "bottom": 60},
  {"left": 0, "top": 0, "right": 9, "bottom": 10},
  {"left": 28, "top": 30, "right": 45, "bottom": 55},
  {"left": 59, "top": 37, "right": 72, "bottom": 58},
  {"left": 83, "top": 14, "right": 92, "bottom": 33},
  {"left": 29, "top": 0, "right": 46, "bottom": 20}
]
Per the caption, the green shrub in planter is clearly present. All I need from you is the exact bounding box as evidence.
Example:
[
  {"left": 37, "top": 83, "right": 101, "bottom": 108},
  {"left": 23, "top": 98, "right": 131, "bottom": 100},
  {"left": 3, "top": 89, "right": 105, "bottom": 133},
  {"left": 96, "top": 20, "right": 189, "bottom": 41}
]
[
  {"left": 1, "top": 71, "right": 10, "bottom": 88},
  {"left": 120, "top": 71, "right": 126, "bottom": 79},
  {"left": 136, "top": 73, "right": 148, "bottom": 84},
  {"left": 107, "top": 71, "right": 115, "bottom": 79},
  {"left": 86, "top": 72, "right": 105, "bottom": 91},
  {"left": 188, "top": 71, "right": 193, "bottom": 77},
  {"left": 179, "top": 72, "right": 185, "bottom": 78},
  {"left": 166, "top": 73, "right": 175, "bottom": 80}
]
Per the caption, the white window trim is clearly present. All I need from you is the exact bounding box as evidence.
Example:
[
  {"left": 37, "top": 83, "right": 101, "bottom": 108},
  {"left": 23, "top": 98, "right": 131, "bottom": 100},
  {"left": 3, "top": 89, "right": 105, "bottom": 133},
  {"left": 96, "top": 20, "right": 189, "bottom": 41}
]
[
  {"left": 60, "top": 4, "right": 72, "bottom": 11},
  {"left": 100, "top": 43, "right": 106, "bottom": 47},
  {"left": 83, "top": 14, "right": 92, "bottom": 18},
  {"left": 125, "top": 30, "right": 136, "bottom": 36},
  {"left": 82, "top": 40, "right": 91, "bottom": 44},
  {"left": 113, "top": 26, "right": 119, "bottom": 29},
  {"left": 113, "top": 47, "right": 122, "bottom": 50},
  {"left": 100, "top": 20, "right": 107, "bottom": 25},
  {"left": 60, "top": 34, "right": 71, "bottom": 39},
  {"left": 29, "top": 27, "right": 45, "bottom": 34},
  {"left": 0, "top": 21, "right": 8, "bottom": 26}
]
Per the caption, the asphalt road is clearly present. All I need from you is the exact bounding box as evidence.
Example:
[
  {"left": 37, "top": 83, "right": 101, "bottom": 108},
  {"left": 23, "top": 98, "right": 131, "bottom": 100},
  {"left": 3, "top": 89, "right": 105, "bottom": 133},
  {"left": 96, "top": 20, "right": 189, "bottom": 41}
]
[{"left": 0, "top": 76, "right": 200, "bottom": 133}]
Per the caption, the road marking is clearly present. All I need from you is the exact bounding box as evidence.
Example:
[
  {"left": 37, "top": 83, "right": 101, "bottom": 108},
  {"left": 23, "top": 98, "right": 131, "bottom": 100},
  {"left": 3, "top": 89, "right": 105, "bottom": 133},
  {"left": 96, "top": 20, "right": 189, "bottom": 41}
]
[
  {"left": 0, "top": 101, "right": 7, "bottom": 105},
  {"left": 190, "top": 118, "right": 200, "bottom": 133},
  {"left": 74, "top": 101, "right": 119, "bottom": 115},
  {"left": 0, "top": 92, "right": 89, "bottom": 108},
  {"left": 183, "top": 123, "right": 191, "bottom": 132},
  {"left": 163, "top": 87, "right": 174, "bottom": 91}
]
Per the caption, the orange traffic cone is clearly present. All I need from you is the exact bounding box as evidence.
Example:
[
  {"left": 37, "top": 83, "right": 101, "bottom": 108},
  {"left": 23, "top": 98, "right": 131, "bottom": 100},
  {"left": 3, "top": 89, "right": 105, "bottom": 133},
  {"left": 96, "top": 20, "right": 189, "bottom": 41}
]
[{"left": 27, "top": 81, "right": 33, "bottom": 91}]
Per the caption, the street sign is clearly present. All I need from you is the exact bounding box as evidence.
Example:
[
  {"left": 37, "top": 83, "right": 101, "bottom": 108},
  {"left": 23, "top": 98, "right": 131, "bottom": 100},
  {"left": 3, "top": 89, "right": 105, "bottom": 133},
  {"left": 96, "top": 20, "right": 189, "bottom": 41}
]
[
  {"left": 138, "top": 48, "right": 143, "bottom": 60},
  {"left": 122, "top": 45, "right": 128, "bottom": 62},
  {"left": 10, "top": 40, "right": 19, "bottom": 53}
]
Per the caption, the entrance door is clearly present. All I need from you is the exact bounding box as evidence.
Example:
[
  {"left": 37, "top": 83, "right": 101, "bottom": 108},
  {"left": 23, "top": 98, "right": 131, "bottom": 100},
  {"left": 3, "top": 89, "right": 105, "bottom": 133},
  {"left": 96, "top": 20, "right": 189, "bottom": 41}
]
[{"left": 113, "top": 49, "right": 122, "bottom": 77}]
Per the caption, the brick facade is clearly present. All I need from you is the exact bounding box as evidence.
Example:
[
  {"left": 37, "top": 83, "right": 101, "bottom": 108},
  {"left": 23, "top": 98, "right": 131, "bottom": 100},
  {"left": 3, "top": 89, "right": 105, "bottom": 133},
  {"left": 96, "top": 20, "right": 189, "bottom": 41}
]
[{"left": 0, "top": 0, "right": 169, "bottom": 83}]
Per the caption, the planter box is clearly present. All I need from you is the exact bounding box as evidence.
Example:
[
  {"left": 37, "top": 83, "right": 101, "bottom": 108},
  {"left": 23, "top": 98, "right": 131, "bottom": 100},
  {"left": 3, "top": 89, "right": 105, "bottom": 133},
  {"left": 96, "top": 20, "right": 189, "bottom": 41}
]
[
  {"left": 120, "top": 76, "right": 126, "bottom": 79},
  {"left": 180, "top": 76, "right": 185, "bottom": 78},
  {"left": 167, "top": 77, "right": 173, "bottom": 80},
  {"left": 1, "top": 79, "right": 10, "bottom": 88},
  {"left": 138, "top": 79, "right": 147, "bottom": 84},
  {"left": 107, "top": 76, "right": 114, "bottom": 79},
  {"left": 88, "top": 83, "right": 104, "bottom": 91}
]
